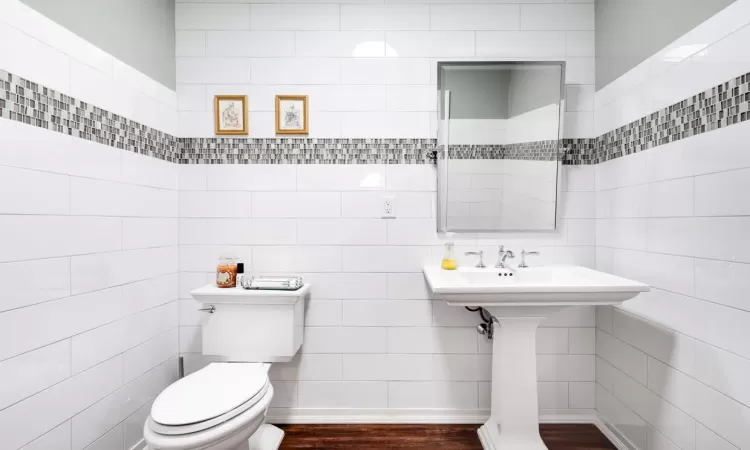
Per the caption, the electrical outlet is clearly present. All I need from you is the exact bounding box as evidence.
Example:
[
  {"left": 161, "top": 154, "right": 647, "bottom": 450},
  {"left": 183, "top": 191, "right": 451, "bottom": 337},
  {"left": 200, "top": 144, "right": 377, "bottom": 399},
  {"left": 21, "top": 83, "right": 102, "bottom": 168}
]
[{"left": 382, "top": 196, "right": 395, "bottom": 218}]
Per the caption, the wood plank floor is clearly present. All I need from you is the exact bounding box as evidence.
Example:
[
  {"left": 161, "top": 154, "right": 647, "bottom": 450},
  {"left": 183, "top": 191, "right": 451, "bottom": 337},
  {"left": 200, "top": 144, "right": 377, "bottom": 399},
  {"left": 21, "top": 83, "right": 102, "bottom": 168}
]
[{"left": 278, "top": 424, "right": 617, "bottom": 449}]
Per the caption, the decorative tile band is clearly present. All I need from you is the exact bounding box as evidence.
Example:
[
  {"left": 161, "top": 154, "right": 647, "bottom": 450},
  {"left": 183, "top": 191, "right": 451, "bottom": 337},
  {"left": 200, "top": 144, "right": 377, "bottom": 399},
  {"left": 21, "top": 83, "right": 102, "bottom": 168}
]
[
  {"left": 2, "top": 68, "right": 749, "bottom": 166},
  {"left": 178, "top": 138, "right": 438, "bottom": 164},
  {"left": 0, "top": 70, "right": 178, "bottom": 162},
  {"left": 593, "top": 71, "right": 750, "bottom": 163}
]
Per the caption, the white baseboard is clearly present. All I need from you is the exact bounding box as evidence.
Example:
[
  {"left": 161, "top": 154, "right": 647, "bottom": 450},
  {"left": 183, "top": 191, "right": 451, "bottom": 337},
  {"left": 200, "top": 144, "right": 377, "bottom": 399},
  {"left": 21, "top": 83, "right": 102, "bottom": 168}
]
[
  {"left": 266, "top": 408, "right": 597, "bottom": 425},
  {"left": 129, "top": 438, "right": 147, "bottom": 450},
  {"left": 593, "top": 415, "right": 638, "bottom": 450}
]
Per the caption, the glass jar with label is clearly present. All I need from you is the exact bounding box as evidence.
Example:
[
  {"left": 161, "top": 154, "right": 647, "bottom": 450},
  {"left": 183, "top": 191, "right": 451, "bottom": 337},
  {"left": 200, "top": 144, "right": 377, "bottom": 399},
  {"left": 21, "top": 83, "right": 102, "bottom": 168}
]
[{"left": 216, "top": 256, "right": 238, "bottom": 288}]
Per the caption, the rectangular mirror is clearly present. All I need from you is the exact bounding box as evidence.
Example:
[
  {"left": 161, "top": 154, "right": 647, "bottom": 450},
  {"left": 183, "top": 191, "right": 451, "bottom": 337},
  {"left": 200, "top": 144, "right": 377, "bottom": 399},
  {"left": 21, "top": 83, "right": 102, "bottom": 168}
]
[{"left": 437, "top": 62, "right": 565, "bottom": 232}]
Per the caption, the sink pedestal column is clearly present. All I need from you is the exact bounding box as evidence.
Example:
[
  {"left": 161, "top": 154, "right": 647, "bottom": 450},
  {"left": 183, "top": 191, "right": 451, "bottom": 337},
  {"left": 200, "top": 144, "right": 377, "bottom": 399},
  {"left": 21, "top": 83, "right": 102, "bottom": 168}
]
[{"left": 478, "top": 311, "right": 559, "bottom": 450}]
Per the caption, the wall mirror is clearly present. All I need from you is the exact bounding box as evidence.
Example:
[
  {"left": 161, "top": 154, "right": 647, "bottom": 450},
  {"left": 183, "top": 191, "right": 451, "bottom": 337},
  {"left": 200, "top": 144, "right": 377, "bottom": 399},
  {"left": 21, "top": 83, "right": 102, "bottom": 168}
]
[{"left": 436, "top": 61, "right": 565, "bottom": 232}]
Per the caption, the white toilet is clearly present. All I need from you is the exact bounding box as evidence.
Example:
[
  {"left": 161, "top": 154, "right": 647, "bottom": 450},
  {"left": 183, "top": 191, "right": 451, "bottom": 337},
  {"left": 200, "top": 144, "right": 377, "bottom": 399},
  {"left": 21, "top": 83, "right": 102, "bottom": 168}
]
[{"left": 144, "top": 284, "right": 310, "bottom": 450}]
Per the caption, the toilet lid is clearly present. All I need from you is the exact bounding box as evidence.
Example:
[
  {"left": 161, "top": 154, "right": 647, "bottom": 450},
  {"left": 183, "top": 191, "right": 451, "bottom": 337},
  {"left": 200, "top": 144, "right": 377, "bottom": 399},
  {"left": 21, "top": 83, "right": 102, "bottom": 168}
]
[{"left": 151, "top": 363, "right": 268, "bottom": 426}]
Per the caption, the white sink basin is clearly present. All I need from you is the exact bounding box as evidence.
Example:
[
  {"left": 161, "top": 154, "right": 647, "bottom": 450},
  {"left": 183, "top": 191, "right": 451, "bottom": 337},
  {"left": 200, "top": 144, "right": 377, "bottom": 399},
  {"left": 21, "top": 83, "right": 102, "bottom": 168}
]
[
  {"left": 423, "top": 264, "right": 648, "bottom": 450},
  {"left": 423, "top": 265, "right": 649, "bottom": 306}
]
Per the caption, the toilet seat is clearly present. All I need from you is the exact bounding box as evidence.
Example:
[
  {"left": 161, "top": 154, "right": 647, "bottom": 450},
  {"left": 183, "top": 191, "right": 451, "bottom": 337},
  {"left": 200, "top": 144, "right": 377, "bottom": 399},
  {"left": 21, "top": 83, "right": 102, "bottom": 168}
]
[{"left": 150, "top": 363, "right": 270, "bottom": 435}]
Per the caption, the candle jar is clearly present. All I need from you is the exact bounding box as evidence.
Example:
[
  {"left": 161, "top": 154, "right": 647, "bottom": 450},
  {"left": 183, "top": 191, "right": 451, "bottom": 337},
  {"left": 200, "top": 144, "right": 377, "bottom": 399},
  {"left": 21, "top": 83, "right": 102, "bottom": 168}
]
[{"left": 216, "top": 256, "right": 238, "bottom": 288}]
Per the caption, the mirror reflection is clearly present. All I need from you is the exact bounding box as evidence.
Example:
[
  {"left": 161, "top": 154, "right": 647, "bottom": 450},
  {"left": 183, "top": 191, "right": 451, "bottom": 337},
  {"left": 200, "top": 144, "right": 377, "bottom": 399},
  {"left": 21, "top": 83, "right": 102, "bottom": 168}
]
[{"left": 437, "top": 62, "right": 565, "bottom": 232}]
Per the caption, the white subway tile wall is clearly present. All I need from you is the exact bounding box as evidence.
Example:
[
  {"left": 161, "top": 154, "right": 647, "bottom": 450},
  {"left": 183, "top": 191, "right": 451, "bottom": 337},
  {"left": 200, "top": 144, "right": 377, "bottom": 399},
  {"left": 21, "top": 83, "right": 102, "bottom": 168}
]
[
  {"left": 174, "top": 1, "right": 596, "bottom": 138},
  {"left": 0, "top": 3, "right": 180, "bottom": 449},
  {"left": 594, "top": 3, "right": 750, "bottom": 449},
  {"left": 178, "top": 163, "right": 598, "bottom": 419},
  {"left": 0, "top": 114, "right": 179, "bottom": 450}
]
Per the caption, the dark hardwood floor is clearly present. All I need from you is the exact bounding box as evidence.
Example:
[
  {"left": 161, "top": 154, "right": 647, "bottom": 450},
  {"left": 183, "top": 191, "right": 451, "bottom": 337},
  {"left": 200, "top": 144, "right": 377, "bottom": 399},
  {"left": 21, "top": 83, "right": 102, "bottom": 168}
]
[{"left": 278, "top": 424, "right": 617, "bottom": 449}]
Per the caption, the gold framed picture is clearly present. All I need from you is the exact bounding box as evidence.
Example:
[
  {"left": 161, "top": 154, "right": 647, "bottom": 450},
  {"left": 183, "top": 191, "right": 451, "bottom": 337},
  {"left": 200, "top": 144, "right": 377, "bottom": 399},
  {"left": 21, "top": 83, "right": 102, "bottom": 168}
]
[
  {"left": 275, "top": 95, "right": 309, "bottom": 135},
  {"left": 214, "top": 95, "right": 248, "bottom": 135}
]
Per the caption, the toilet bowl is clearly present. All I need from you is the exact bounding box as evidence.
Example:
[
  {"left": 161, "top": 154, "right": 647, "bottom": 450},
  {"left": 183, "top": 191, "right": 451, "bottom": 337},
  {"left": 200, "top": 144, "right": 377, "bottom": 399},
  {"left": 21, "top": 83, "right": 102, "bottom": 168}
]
[
  {"left": 144, "top": 284, "right": 310, "bottom": 450},
  {"left": 144, "top": 363, "right": 283, "bottom": 450}
]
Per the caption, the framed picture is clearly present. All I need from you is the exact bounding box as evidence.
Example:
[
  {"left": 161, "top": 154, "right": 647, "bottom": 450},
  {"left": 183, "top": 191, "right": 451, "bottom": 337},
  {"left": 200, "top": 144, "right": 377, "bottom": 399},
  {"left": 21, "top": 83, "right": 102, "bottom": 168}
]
[
  {"left": 214, "top": 95, "right": 248, "bottom": 135},
  {"left": 275, "top": 95, "right": 309, "bottom": 135}
]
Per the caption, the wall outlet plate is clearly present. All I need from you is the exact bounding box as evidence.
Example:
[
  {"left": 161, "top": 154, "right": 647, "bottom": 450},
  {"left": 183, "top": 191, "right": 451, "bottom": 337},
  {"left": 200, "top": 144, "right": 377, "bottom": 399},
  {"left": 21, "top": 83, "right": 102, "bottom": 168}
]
[{"left": 382, "top": 196, "right": 395, "bottom": 218}]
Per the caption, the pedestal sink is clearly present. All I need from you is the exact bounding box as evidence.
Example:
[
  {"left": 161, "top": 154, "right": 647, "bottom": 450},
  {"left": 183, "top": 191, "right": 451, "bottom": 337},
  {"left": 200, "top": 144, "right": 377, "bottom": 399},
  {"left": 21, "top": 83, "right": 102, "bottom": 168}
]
[{"left": 423, "top": 265, "right": 649, "bottom": 450}]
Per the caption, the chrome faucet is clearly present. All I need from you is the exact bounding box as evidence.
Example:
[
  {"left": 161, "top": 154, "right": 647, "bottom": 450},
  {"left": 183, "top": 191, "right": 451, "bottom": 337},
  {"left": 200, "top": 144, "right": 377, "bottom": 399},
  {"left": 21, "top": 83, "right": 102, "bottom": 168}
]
[
  {"left": 518, "top": 250, "right": 540, "bottom": 268},
  {"left": 495, "top": 245, "right": 515, "bottom": 269},
  {"left": 465, "top": 250, "right": 486, "bottom": 268}
]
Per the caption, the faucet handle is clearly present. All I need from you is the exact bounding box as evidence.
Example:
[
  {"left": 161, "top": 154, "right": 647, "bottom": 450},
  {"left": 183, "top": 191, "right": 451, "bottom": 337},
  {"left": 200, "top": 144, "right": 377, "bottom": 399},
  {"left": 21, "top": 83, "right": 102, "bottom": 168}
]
[
  {"left": 518, "top": 250, "right": 540, "bottom": 268},
  {"left": 465, "top": 250, "right": 486, "bottom": 268}
]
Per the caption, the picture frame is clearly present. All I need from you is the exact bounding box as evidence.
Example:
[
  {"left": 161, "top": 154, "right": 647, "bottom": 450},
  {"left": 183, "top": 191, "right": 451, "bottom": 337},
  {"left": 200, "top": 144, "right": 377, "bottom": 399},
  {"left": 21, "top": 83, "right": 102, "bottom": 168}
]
[
  {"left": 214, "top": 95, "right": 248, "bottom": 135},
  {"left": 275, "top": 95, "right": 309, "bottom": 135}
]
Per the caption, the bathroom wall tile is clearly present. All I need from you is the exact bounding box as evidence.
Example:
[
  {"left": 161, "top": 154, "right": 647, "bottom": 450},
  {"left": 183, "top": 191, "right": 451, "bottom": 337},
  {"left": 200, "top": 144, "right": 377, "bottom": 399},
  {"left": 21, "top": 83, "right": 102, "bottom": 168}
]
[
  {"left": 341, "top": 5, "right": 429, "bottom": 31},
  {"left": 386, "top": 31, "right": 475, "bottom": 57},
  {"left": 694, "top": 259, "right": 750, "bottom": 312},
  {"left": 0, "top": 258, "right": 71, "bottom": 312},
  {"left": 269, "top": 354, "right": 343, "bottom": 382},
  {"left": 20, "top": 422, "right": 72, "bottom": 450},
  {"left": 80, "top": 424, "right": 123, "bottom": 450},
  {"left": 569, "top": 382, "right": 595, "bottom": 409},
  {"left": 297, "top": 165, "right": 387, "bottom": 191},
  {"left": 296, "top": 31, "right": 386, "bottom": 58},
  {"left": 596, "top": 330, "right": 648, "bottom": 385},
  {"left": 253, "top": 246, "right": 342, "bottom": 273},
  {"left": 388, "top": 382, "right": 478, "bottom": 409},
  {"left": 299, "top": 381, "right": 387, "bottom": 408},
  {"left": 342, "top": 246, "right": 432, "bottom": 273},
  {"left": 343, "top": 354, "right": 433, "bottom": 381},
  {"left": 250, "top": 4, "right": 339, "bottom": 31},
  {"left": 0, "top": 340, "right": 71, "bottom": 411},
  {"left": 476, "top": 31, "right": 566, "bottom": 58},
  {"left": 695, "top": 168, "right": 750, "bottom": 217},
  {"left": 0, "top": 356, "right": 122, "bottom": 450},
  {"left": 648, "top": 358, "right": 750, "bottom": 450},
  {"left": 433, "top": 354, "right": 491, "bottom": 381},
  {"left": 176, "top": 58, "right": 251, "bottom": 84},
  {"left": 205, "top": 31, "right": 294, "bottom": 57},
  {"left": 252, "top": 192, "right": 340, "bottom": 218},
  {"left": 430, "top": 4, "right": 520, "bottom": 31},
  {"left": 175, "top": 31, "right": 205, "bottom": 57},
  {"left": 304, "top": 300, "right": 343, "bottom": 327},
  {"left": 341, "top": 58, "right": 431, "bottom": 85},
  {"left": 569, "top": 328, "right": 595, "bottom": 354},
  {"left": 206, "top": 165, "right": 297, "bottom": 191},
  {"left": 302, "top": 327, "right": 387, "bottom": 354},
  {"left": 71, "top": 302, "right": 177, "bottom": 375},
  {"left": 387, "top": 327, "right": 478, "bottom": 355},
  {"left": 306, "top": 273, "right": 387, "bottom": 300},
  {"left": 250, "top": 58, "right": 341, "bottom": 85},
  {"left": 269, "top": 381, "right": 298, "bottom": 408},
  {"left": 70, "top": 358, "right": 177, "bottom": 450},
  {"left": 297, "top": 219, "right": 385, "bottom": 246},
  {"left": 176, "top": 3, "right": 250, "bottom": 30},
  {"left": 0, "top": 216, "right": 122, "bottom": 263},
  {"left": 0, "top": 166, "right": 70, "bottom": 215},
  {"left": 566, "top": 31, "right": 595, "bottom": 57},
  {"left": 521, "top": 4, "right": 594, "bottom": 31},
  {"left": 70, "top": 178, "right": 177, "bottom": 218},
  {"left": 537, "top": 354, "right": 595, "bottom": 382},
  {"left": 387, "top": 273, "right": 435, "bottom": 300},
  {"left": 343, "top": 300, "right": 433, "bottom": 327}
]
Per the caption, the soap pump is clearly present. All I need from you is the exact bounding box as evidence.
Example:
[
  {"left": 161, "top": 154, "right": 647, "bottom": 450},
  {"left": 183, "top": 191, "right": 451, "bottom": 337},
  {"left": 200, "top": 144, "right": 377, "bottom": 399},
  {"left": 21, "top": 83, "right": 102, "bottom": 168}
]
[{"left": 441, "top": 241, "right": 457, "bottom": 270}]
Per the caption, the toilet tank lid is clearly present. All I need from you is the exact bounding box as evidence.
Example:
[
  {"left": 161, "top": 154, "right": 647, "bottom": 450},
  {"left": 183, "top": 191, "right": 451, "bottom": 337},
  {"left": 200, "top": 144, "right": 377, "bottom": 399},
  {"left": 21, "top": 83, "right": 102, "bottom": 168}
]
[{"left": 151, "top": 363, "right": 268, "bottom": 426}]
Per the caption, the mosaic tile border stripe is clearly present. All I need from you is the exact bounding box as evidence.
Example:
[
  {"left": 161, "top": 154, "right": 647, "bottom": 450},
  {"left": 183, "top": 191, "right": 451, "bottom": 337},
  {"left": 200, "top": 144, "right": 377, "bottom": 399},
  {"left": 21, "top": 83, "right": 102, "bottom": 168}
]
[
  {"left": 592, "top": 71, "right": 750, "bottom": 164},
  {"left": 3, "top": 68, "right": 749, "bottom": 166},
  {"left": 180, "top": 139, "right": 589, "bottom": 164},
  {"left": 0, "top": 69, "right": 178, "bottom": 162}
]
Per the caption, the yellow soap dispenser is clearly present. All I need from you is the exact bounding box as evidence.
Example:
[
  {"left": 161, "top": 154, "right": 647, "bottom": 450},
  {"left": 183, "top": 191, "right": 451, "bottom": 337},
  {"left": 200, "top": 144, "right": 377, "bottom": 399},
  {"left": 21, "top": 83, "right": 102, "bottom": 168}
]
[{"left": 441, "top": 242, "right": 457, "bottom": 270}]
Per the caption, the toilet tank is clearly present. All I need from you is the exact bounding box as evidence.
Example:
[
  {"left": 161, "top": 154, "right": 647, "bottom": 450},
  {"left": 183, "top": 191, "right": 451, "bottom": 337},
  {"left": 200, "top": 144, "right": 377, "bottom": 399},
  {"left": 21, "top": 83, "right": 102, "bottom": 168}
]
[{"left": 191, "top": 284, "right": 309, "bottom": 363}]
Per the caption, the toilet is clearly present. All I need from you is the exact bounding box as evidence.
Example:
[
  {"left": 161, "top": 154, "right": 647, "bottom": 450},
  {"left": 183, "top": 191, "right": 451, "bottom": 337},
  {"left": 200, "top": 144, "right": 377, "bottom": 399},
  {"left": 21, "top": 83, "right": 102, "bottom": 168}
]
[{"left": 143, "top": 284, "right": 310, "bottom": 450}]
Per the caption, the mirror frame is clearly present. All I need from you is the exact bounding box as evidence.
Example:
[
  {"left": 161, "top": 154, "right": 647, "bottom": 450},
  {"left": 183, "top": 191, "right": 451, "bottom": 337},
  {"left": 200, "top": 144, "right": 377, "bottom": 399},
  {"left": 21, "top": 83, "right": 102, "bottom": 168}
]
[{"left": 436, "top": 61, "right": 567, "bottom": 233}]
